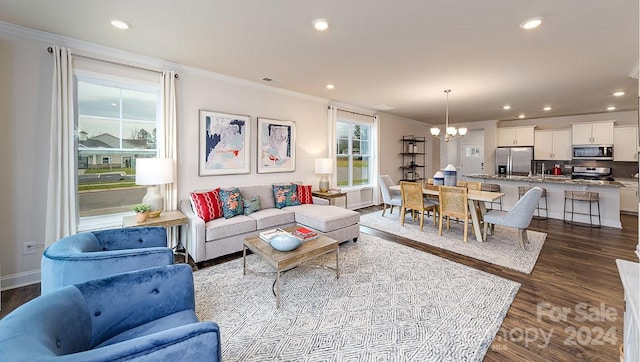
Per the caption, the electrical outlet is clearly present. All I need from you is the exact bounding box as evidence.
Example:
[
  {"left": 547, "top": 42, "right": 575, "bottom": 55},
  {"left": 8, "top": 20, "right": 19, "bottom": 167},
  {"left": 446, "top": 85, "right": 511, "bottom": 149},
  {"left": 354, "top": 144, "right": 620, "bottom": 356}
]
[{"left": 23, "top": 241, "right": 38, "bottom": 255}]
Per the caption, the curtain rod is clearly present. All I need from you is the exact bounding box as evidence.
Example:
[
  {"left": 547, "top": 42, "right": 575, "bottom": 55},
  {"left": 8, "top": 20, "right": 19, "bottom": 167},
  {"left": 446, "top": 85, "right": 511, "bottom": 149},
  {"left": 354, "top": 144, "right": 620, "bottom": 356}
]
[
  {"left": 47, "top": 46, "right": 179, "bottom": 78},
  {"left": 329, "top": 106, "right": 375, "bottom": 118}
]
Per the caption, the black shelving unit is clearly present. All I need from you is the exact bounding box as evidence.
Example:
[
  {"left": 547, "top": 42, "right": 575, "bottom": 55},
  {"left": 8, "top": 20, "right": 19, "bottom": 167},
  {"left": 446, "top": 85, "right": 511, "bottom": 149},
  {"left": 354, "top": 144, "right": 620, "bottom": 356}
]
[{"left": 400, "top": 135, "right": 426, "bottom": 181}]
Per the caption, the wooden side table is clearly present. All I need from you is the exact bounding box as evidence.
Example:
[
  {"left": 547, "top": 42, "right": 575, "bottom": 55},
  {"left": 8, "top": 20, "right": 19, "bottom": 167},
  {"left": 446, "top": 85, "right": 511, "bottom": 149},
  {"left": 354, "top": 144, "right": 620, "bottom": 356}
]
[
  {"left": 312, "top": 190, "right": 348, "bottom": 208},
  {"left": 122, "top": 210, "right": 189, "bottom": 263}
]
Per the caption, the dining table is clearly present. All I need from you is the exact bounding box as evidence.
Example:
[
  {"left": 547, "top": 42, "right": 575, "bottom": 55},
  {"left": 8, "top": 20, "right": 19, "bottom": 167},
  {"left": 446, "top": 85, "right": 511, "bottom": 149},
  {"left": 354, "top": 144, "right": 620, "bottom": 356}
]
[{"left": 389, "top": 184, "right": 505, "bottom": 242}]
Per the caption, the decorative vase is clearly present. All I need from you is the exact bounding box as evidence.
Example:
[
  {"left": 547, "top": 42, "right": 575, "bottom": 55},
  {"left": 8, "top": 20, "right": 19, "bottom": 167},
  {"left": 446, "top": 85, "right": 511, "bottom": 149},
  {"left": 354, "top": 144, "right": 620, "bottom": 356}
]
[
  {"left": 136, "top": 212, "right": 148, "bottom": 222},
  {"left": 444, "top": 164, "right": 457, "bottom": 186}
]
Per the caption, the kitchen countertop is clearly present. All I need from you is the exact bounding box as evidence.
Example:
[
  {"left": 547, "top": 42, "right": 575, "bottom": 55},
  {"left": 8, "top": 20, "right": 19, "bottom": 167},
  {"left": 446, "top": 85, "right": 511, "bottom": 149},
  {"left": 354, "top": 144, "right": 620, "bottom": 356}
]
[{"left": 464, "top": 174, "right": 624, "bottom": 187}]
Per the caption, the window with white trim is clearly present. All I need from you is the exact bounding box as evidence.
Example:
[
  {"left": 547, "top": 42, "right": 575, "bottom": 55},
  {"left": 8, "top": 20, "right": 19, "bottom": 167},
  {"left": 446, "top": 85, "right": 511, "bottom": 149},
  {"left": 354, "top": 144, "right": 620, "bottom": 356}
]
[
  {"left": 336, "top": 119, "right": 373, "bottom": 187},
  {"left": 76, "top": 75, "right": 161, "bottom": 221}
]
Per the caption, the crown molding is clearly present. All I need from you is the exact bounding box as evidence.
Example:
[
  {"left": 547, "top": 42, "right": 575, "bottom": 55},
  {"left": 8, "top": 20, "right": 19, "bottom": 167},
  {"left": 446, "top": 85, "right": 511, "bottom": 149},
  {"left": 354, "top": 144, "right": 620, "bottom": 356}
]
[{"left": 0, "top": 20, "right": 329, "bottom": 105}]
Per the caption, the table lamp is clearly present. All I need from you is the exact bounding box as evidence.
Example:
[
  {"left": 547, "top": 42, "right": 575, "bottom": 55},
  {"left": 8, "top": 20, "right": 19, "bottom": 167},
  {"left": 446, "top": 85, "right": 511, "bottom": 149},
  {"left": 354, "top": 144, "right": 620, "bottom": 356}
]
[
  {"left": 315, "top": 158, "right": 333, "bottom": 192},
  {"left": 135, "top": 158, "right": 174, "bottom": 217}
]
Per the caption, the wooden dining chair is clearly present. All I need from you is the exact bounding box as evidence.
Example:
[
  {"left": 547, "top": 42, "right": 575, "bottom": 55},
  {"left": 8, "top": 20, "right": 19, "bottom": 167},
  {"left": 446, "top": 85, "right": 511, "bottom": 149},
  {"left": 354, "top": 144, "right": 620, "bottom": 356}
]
[
  {"left": 457, "top": 180, "right": 482, "bottom": 190},
  {"left": 400, "top": 181, "right": 437, "bottom": 231},
  {"left": 438, "top": 185, "right": 472, "bottom": 242}
]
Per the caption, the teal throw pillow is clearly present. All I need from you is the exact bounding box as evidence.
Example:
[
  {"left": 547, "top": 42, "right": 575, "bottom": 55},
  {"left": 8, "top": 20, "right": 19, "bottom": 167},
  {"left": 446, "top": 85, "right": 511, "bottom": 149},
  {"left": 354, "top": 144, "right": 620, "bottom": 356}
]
[
  {"left": 220, "top": 187, "right": 244, "bottom": 218},
  {"left": 272, "top": 184, "right": 300, "bottom": 209},
  {"left": 243, "top": 195, "right": 261, "bottom": 216}
]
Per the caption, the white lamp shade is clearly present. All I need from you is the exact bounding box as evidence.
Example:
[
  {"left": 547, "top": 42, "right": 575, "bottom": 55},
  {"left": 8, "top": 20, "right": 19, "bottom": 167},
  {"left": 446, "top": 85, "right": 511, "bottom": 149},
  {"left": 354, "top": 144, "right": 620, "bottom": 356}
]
[
  {"left": 458, "top": 127, "right": 468, "bottom": 136},
  {"left": 135, "top": 158, "right": 174, "bottom": 185},
  {"left": 430, "top": 127, "right": 441, "bottom": 136},
  {"left": 315, "top": 158, "right": 333, "bottom": 174}
]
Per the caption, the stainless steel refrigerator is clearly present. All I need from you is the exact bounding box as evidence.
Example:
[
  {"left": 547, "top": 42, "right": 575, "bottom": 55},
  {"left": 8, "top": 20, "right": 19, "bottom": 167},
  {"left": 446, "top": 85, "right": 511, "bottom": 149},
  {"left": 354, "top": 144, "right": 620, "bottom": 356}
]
[{"left": 495, "top": 146, "right": 534, "bottom": 176}]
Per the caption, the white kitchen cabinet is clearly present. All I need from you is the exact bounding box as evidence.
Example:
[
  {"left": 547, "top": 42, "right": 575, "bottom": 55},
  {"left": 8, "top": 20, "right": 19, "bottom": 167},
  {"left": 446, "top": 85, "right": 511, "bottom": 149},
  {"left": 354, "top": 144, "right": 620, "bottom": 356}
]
[
  {"left": 614, "top": 126, "right": 638, "bottom": 162},
  {"left": 534, "top": 129, "right": 571, "bottom": 160},
  {"left": 619, "top": 180, "right": 639, "bottom": 213},
  {"left": 572, "top": 121, "right": 614, "bottom": 145},
  {"left": 498, "top": 126, "right": 535, "bottom": 147}
]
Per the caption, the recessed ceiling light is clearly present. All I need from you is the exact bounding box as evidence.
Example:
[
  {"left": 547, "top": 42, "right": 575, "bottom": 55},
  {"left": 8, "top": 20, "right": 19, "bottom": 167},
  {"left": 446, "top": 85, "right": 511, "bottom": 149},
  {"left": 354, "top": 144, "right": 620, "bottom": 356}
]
[
  {"left": 110, "top": 20, "right": 130, "bottom": 30},
  {"left": 313, "top": 18, "right": 329, "bottom": 31},
  {"left": 613, "top": 91, "right": 625, "bottom": 97},
  {"left": 543, "top": 106, "right": 551, "bottom": 111},
  {"left": 503, "top": 105, "right": 511, "bottom": 110},
  {"left": 607, "top": 106, "right": 616, "bottom": 111},
  {"left": 520, "top": 17, "right": 543, "bottom": 30},
  {"left": 518, "top": 114, "right": 525, "bottom": 119},
  {"left": 326, "top": 84, "right": 335, "bottom": 90}
]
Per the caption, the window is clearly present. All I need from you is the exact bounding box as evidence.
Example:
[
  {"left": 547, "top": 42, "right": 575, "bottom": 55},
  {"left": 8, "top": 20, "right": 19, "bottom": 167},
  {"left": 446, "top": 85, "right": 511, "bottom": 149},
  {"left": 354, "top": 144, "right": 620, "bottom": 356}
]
[
  {"left": 76, "top": 77, "right": 161, "bottom": 221},
  {"left": 336, "top": 120, "right": 372, "bottom": 187}
]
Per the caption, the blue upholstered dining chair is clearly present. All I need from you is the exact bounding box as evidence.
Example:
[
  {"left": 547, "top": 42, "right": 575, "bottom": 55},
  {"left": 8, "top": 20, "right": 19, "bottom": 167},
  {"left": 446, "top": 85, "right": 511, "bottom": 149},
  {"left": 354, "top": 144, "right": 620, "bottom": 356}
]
[
  {"left": 482, "top": 187, "right": 543, "bottom": 249},
  {"left": 41, "top": 226, "right": 174, "bottom": 294},
  {"left": 378, "top": 175, "right": 402, "bottom": 216},
  {"left": 0, "top": 264, "right": 222, "bottom": 361}
]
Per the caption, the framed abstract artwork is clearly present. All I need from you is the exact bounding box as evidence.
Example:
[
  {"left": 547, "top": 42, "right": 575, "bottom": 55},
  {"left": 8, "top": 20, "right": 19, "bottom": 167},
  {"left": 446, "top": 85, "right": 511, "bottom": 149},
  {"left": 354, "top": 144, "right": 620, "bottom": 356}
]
[
  {"left": 257, "top": 117, "right": 296, "bottom": 173},
  {"left": 199, "top": 110, "right": 250, "bottom": 176}
]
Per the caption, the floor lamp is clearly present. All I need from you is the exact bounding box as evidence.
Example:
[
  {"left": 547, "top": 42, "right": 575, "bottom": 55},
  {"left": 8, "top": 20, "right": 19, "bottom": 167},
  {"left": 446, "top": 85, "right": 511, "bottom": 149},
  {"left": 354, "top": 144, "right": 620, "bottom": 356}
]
[{"left": 135, "top": 158, "right": 174, "bottom": 217}]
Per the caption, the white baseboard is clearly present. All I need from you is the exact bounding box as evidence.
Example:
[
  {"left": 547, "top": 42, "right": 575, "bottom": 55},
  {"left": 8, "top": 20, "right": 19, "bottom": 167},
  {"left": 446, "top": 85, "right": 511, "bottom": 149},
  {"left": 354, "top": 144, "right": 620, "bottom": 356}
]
[
  {"left": 349, "top": 201, "right": 373, "bottom": 210},
  {"left": 1, "top": 269, "right": 40, "bottom": 291}
]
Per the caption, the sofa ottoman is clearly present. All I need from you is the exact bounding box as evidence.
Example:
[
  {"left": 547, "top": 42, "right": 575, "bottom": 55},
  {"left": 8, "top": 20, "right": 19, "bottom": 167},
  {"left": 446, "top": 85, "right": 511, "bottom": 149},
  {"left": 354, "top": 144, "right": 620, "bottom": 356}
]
[{"left": 288, "top": 204, "right": 360, "bottom": 243}]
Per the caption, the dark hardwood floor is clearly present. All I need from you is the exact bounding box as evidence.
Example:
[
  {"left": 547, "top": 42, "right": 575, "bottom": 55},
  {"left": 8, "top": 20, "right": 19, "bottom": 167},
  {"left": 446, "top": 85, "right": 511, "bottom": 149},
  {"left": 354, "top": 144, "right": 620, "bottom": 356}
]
[{"left": 2, "top": 207, "right": 637, "bottom": 361}]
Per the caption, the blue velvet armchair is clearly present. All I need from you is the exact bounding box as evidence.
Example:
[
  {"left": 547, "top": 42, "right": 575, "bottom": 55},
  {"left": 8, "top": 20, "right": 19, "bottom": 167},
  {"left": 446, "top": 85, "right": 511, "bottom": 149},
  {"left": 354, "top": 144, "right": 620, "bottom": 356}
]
[
  {"left": 41, "top": 227, "right": 174, "bottom": 294},
  {"left": 0, "top": 264, "right": 221, "bottom": 361}
]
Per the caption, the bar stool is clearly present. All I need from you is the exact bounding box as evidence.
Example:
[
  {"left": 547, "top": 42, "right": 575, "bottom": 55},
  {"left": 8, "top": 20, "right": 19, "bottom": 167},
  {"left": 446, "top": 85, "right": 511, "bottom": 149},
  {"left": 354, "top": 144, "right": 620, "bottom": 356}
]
[
  {"left": 481, "top": 183, "right": 502, "bottom": 210},
  {"left": 563, "top": 190, "right": 601, "bottom": 228},
  {"left": 518, "top": 186, "right": 548, "bottom": 219}
]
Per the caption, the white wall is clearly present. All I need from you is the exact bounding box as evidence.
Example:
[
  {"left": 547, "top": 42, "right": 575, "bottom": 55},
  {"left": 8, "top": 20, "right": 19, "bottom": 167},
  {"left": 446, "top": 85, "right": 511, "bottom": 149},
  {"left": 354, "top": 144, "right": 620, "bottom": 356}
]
[
  {"left": 0, "top": 31, "right": 53, "bottom": 289},
  {"left": 377, "top": 113, "right": 435, "bottom": 183}
]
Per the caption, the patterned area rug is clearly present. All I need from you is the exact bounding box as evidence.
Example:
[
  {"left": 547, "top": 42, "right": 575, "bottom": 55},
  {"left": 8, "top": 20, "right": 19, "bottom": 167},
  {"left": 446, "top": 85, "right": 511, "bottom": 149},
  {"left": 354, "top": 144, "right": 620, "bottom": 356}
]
[
  {"left": 194, "top": 234, "right": 520, "bottom": 361},
  {"left": 359, "top": 210, "right": 546, "bottom": 274}
]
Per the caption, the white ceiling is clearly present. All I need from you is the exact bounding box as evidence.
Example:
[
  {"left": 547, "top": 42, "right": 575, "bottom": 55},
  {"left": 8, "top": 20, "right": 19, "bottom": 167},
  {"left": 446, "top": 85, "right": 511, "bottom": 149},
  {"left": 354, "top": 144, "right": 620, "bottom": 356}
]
[{"left": 0, "top": 0, "right": 638, "bottom": 124}]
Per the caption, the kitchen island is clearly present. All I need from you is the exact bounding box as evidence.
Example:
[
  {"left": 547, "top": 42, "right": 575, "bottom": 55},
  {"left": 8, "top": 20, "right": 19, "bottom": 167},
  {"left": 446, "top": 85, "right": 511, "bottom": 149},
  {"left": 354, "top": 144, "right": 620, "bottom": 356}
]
[{"left": 462, "top": 174, "right": 623, "bottom": 228}]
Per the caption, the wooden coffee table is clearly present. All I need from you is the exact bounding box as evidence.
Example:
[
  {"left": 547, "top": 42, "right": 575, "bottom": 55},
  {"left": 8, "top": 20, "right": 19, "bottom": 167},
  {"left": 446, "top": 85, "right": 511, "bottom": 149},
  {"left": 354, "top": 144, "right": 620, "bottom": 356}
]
[{"left": 243, "top": 229, "right": 339, "bottom": 308}]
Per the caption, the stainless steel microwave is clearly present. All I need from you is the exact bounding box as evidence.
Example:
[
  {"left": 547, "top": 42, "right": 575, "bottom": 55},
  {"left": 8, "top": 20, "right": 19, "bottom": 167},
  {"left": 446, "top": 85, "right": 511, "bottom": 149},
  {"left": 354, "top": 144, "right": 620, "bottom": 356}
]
[{"left": 572, "top": 145, "right": 613, "bottom": 160}]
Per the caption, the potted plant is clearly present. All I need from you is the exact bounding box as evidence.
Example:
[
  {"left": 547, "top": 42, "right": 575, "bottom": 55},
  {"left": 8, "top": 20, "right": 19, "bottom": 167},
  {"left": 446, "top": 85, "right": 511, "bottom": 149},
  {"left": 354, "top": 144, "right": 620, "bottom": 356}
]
[{"left": 132, "top": 204, "right": 151, "bottom": 222}]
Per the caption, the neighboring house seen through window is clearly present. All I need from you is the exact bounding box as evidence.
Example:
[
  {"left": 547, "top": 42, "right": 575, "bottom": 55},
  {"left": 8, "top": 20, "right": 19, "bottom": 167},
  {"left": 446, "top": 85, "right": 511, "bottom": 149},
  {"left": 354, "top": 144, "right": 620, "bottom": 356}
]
[{"left": 76, "top": 77, "right": 161, "bottom": 220}]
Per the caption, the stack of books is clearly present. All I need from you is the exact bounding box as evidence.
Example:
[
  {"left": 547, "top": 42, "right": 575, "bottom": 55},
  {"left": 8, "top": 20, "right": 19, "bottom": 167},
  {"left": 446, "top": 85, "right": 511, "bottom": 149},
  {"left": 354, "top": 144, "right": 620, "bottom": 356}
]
[
  {"left": 259, "top": 228, "right": 290, "bottom": 242},
  {"left": 291, "top": 226, "right": 319, "bottom": 242}
]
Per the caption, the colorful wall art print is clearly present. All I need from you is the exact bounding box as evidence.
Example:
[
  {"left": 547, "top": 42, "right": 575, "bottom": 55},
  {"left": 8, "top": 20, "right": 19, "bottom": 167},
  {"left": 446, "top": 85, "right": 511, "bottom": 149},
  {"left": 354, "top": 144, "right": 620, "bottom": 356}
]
[
  {"left": 257, "top": 117, "right": 296, "bottom": 173},
  {"left": 199, "top": 110, "right": 250, "bottom": 176}
]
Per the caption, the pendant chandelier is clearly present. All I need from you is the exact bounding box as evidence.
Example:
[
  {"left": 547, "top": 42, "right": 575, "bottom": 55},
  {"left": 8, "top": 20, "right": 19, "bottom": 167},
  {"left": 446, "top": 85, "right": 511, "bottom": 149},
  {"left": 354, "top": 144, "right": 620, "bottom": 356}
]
[{"left": 430, "top": 89, "right": 467, "bottom": 142}]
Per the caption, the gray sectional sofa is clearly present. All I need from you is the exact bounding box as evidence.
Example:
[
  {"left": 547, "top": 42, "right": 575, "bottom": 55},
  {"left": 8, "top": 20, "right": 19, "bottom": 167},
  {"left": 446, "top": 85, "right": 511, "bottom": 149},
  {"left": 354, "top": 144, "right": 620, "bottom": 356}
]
[{"left": 180, "top": 184, "right": 360, "bottom": 263}]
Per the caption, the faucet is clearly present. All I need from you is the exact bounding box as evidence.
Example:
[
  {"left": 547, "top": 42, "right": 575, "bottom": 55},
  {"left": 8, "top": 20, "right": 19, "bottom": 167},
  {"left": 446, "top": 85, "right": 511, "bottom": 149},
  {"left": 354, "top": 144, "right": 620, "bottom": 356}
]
[{"left": 541, "top": 163, "right": 545, "bottom": 180}]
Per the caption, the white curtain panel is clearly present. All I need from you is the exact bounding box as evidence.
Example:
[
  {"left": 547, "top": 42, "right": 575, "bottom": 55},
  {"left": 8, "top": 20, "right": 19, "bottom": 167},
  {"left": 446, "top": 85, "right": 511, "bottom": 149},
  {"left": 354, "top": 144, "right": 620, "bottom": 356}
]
[
  {"left": 327, "top": 106, "right": 338, "bottom": 186},
  {"left": 161, "top": 70, "right": 178, "bottom": 247},
  {"left": 372, "top": 115, "right": 381, "bottom": 205},
  {"left": 161, "top": 70, "right": 177, "bottom": 210},
  {"left": 45, "top": 46, "right": 77, "bottom": 247}
]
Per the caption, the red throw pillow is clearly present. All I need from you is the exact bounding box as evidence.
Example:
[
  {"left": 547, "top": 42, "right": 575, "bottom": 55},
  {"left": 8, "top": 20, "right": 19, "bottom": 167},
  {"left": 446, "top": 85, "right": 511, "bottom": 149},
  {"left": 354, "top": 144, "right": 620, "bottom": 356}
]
[
  {"left": 189, "top": 188, "right": 223, "bottom": 222},
  {"left": 296, "top": 184, "right": 314, "bottom": 204}
]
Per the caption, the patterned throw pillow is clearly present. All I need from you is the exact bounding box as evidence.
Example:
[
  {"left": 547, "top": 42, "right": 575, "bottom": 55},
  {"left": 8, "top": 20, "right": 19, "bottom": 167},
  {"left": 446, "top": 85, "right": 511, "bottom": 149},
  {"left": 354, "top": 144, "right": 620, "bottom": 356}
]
[
  {"left": 296, "top": 184, "right": 314, "bottom": 204},
  {"left": 272, "top": 184, "right": 300, "bottom": 208},
  {"left": 243, "top": 195, "right": 261, "bottom": 216},
  {"left": 220, "top": 187, "right": 244, "bottom": 218},
  {"left": 189, "top": 188, "right": 223, "bottom": 222}
]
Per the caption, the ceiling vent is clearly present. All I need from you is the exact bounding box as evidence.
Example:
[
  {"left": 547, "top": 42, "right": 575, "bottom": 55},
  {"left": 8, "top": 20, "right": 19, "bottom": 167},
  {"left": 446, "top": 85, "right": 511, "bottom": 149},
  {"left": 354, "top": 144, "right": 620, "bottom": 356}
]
[{"left": 373, "top": 105, "right": 395, "bottom": 111}]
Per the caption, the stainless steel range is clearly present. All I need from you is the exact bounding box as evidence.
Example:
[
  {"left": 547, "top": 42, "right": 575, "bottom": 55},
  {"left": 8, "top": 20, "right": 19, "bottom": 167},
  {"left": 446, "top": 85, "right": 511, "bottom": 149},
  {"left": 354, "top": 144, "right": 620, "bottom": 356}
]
[{"left": 571, "top": 166, "right": 614, "bottom": 181}]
